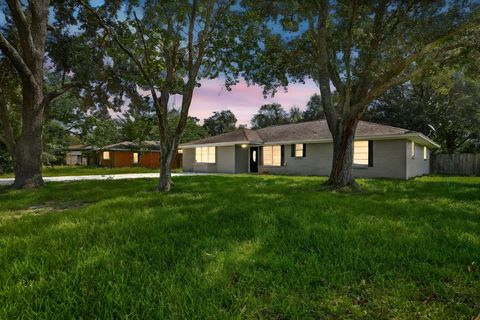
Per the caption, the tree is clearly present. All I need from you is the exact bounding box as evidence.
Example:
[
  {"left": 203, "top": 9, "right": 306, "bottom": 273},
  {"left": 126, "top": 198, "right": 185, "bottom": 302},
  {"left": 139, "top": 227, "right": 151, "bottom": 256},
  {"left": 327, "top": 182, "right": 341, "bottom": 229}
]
[
  {"left": 168, "top": 109, "right": 208, "bottom": 144},
  {"left": 288, "top": 106, "right": 303, "bottom": 123},
  {"left": 365, "top": 76, "right": 480, "bottom": 154},
  {"left": 251, "top": 103, "right": 289, "bottom": 129},
  {"left": 244, "top": 0, "right": 479, "bottom": 189},
  {"left": 79, "top": 0, "right": 248, "bottom": 191},
  {"left": 203, "top": 110, "right": 237, "bottom": 136},
  {"left": 302, "top": 94, "right": 325, "bottom": 121},
  {"left": 0, "top": 1, "right": 82, "bottom": 188}
]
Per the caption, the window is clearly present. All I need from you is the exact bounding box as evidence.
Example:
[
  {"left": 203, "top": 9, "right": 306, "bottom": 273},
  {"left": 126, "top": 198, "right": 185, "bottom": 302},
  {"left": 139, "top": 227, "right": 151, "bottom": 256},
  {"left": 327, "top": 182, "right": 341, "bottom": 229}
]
[
  {"left": 411, "top": 141, "right": 415, "bottom": 159},
  {"left": 263, "top": 145, "right": 282, "bottom": 166},
  {"left": 353, "top": 141, "right": 369, "bottom": 166},
  {"left": 291, "top": 144, "right": 305, "bottom": 158},
  {"left": 195, "top": 147, "right": 216, "bottom": 163},
  {"left": 133, "top": 152, "right": 139, "bottom": 164},
  {"left": 423, "top": 146, "right": 427, "bottom": 160},
  {"left": 103, "top": 151, "right": 110, "bottom": 160}
]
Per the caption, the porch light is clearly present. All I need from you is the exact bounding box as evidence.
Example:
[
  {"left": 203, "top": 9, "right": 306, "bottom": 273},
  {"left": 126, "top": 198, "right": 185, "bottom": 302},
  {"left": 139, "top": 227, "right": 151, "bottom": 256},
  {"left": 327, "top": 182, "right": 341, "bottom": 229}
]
[{"left": 241, "top": 144, "right": 248, "bottom": 148}]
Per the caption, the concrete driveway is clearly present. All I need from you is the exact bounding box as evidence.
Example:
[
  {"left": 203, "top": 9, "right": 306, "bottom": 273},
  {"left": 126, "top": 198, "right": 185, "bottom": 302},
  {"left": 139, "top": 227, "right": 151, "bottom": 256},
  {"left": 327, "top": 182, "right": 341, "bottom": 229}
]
[{"left": 0, "top": 172, "right": 206, "bottom": 186}]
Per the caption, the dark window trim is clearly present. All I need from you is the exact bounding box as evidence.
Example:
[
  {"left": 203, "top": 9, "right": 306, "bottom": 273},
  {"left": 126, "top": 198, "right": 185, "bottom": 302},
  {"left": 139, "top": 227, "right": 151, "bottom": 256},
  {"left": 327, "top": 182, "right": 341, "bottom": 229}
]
[
  {"left": 291, "top": 143, "right": 306, "bottom": 158},
  {"left": 368, "top": 140, "right": 373, "bottom": 167}
]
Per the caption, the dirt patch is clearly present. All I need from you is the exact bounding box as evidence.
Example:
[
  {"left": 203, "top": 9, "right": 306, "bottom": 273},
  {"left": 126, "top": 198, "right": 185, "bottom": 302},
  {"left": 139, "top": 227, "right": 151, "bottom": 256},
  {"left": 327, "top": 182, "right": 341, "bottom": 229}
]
[{"left": 3, "top": 201, "right": 91, "bottom": 220}]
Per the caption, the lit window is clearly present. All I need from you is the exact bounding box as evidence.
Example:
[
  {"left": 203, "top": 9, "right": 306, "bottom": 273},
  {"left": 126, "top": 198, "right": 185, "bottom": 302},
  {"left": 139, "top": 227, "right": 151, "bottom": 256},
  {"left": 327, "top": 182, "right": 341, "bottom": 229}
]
[
  {"left": 353, "top": 141, "right": 369, "bottom": 165},
  {"left": 295, "top": 144, "right": 304, "bottom": 157},
  {"left": 411, "top": 141, "right": 415, "bottom": 159},
  {"left": 103, "top": 151, "right": 110, "bottom": 160},
  {"left": 423, "top": 146, "right": 427, "bottom": 160},
  {"left": 263, "top": 145, "right": 281, "bottom": 166},
  {"left": 133, "top": 152, "right": 139, "bottom": 164},
  {"left": 195, "top": 147, "right": 215, "bottom": 163}
]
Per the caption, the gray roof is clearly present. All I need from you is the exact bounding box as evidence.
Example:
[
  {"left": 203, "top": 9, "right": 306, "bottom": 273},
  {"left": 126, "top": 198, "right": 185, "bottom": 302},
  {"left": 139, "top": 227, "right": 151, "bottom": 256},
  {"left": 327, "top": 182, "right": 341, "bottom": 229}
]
[
  {"left": 101, "top": 141, "right": 161, "bottom": 151},
  {"left": 66, "top": 144, "right": 97, "bottom": 151},
  {"left": 180, "top": 120, "right": 415, "bottom": 146},
  {"left": 180, "top": 128, "right": 262, "bottom": 146}
]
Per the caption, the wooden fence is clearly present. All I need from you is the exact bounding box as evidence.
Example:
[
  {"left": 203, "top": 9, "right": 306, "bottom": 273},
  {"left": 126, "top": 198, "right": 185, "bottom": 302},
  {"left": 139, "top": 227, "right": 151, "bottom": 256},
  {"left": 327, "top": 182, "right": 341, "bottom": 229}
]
[{"left": 430, "top": 153, "right": 480, "bottom": 176}]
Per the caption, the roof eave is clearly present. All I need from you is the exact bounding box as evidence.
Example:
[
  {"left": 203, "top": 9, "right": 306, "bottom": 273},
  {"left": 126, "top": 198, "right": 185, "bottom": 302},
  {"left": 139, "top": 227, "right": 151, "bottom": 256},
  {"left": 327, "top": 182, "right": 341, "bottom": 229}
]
[{"left": 179, "top": 141, "right": 263, "bottom": 149}]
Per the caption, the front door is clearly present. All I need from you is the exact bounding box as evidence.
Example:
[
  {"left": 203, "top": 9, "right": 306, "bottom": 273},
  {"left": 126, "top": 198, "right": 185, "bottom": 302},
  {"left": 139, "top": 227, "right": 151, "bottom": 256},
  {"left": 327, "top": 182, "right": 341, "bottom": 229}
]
[{"left": 250, "top": 147, "right": 259, "bottom": 173}]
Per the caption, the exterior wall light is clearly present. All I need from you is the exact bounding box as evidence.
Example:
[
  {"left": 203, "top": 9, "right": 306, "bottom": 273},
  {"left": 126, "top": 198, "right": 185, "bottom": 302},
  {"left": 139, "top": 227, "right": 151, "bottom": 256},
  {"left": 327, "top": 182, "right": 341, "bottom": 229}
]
[{"left": 241, "top": 144, "right": 248, "bottom": 148}]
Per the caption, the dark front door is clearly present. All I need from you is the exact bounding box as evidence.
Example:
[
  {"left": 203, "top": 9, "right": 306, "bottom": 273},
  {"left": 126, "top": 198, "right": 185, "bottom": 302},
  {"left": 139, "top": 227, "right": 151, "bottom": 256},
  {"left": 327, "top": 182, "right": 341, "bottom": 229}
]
[{"left": 250, "top": 147, "right": 259, "bottom": 173}]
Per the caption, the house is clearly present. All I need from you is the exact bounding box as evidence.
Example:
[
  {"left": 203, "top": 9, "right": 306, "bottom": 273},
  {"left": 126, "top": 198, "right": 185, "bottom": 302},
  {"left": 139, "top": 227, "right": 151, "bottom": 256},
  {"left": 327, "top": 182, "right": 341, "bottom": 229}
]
[
  {"left": 98, "top": 141, "right": 182, "bottom": 169},
  {"left": 65, "top": 144, "right": 98, "bottom": 166},
  {"left": 179, "top": 120, "right": 440, "bottom": 179},
  {"left": 65, "top": 141, "right": 182, "bottom": 169}
]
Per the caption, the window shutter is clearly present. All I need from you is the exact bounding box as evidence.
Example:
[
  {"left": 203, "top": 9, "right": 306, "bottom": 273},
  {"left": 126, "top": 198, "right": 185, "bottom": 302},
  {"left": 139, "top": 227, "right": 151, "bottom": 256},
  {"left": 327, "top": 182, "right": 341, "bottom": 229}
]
[
  {"left": 259, "top": 147, "right": 263, "bottom": 165},
  {"left": 281, "top": 145, "right": 285, "bottom": 166},
  {"left": 368, "top": 140, "right": 373, "bottom": 167},
  {"left": 291, "top": 144, "right": 295, "bottom": 157},
  {"left": 303, "top": 144, "right": 306, "bottom": 157}
]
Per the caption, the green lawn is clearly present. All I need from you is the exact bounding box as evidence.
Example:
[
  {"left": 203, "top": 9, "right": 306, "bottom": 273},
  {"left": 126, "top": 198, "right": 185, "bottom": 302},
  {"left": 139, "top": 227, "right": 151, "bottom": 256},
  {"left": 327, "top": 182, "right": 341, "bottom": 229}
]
[
  {"left": 0, "top": 165, "right": 172, "bottom": 178},
  {"left": 0, "top": 175, "right": 478, "bottom": 319}
]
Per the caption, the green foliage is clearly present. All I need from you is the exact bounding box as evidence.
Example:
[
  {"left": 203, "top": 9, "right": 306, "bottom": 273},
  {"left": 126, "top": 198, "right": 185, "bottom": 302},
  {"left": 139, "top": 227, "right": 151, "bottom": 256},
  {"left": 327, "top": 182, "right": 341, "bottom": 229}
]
[
  {"left": 0, "top": 144, "right": 13, "bottom": 173},
  {"left": 167, "top": 109, "right": 208, "bottom": 144},
  {"left": 302, "top": 94, "right": 325, "bottom": 121},
  {"left": 203, "top": 110, "right": 238, "bottom": 136},
  {"left": 250, "top": 103, "right": 289, "bottom": 129},
  {"left": 0, "top": 175, "right": 478, "bottom": 318},
  {"left": 365, "top": 71, "right": 480, "bottom": 153},
  {"left": 288, "top": 106, "right": 303, "bottom": 123}
]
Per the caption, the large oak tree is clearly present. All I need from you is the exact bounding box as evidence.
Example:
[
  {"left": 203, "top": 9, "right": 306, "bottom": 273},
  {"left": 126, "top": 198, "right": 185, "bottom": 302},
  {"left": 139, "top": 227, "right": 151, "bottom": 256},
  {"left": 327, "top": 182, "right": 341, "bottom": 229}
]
[
  {"left": 79, "top": 0, "right": 252, "bottom": 191},
  {"left": 0, "top": 0, "right": 84, "bottom": 188},
  {"left": 244, "top": 0, "right": 479, "bottom": 189}
]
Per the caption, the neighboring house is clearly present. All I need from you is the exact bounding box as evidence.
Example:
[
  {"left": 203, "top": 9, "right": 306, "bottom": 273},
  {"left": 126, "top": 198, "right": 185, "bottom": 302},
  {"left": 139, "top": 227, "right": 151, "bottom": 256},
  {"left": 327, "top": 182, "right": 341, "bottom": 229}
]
[
  {"left": 179, "top": 120, "right": 440, "bottom": 179},
  {"left": 65, "top": 144, "right": 98, "bottom": 166},
  {"left": 65, "top": 141, "right": 183, "bottom": 169}
]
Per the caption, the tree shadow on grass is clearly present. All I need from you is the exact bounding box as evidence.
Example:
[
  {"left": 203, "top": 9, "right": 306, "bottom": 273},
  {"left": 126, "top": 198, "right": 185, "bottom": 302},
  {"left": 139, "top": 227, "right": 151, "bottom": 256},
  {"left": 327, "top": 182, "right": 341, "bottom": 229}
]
[{"left": 0, "top": 175, "right": 479, "bottom": 318}]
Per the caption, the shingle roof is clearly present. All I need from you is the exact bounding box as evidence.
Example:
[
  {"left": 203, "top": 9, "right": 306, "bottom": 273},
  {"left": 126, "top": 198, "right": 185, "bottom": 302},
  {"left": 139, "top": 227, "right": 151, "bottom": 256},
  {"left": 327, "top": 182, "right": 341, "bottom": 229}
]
[
  {"left": 101, "top": 141, "right": 161, "bottom": 151},
  {"left": 66, "top": 144, "right": 97, "bottom": 151},
  {"left": 256, "top": 120, "right": 411, "bottom": 143},
  {"left": 181, "top": 128, "right": 262, "bottom": 146},
  {"left": 180, "top": 120, "right": 413, "bottom": 146}
]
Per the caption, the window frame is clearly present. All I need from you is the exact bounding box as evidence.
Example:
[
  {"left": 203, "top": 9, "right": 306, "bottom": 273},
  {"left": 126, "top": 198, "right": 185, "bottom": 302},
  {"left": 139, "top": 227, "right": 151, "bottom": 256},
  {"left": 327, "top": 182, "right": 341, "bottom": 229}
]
[
  {"left": 291, "top": 144, "right": 306, "bottom": 158},
  {"left": 133, "top": 152, "right": 139, "bottom": 164},
  {"left": 263, "top": 145, "right": 283, "bottom": 167},
  {"left": 353, "top": 140, "right": 369, "bottom": 167},
  {"left": 102, "top": 151, "right": 110, "bottom": 160},
  {"left": 195, "top": 146, "right": 216, "bottom": 164}
]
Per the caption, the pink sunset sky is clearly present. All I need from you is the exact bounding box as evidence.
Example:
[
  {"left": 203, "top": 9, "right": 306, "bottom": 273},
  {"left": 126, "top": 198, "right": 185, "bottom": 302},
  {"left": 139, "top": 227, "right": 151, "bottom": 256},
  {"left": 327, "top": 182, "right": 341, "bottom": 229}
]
[{"left": 176, "top": 78, "right": 319, "bottom": 127}]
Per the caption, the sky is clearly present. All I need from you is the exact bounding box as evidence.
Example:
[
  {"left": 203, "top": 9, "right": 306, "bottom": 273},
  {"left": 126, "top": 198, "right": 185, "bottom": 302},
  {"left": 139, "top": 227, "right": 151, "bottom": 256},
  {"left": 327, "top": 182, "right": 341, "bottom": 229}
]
[{"left": 174, "top": 78, "right": 319, "bottom": 127}]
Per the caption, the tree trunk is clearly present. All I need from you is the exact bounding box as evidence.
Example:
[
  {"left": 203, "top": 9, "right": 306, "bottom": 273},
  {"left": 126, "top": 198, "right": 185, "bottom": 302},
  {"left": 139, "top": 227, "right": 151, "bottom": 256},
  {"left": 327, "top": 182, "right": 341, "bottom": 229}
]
[
  {"left": 325, "top": 118, "right": 360, "bottom": 190},
  {"left": 11, "top": 84, "right": 45, "bottom": 189},
  {"left": 158, "top": 146, "right": 174, "bottom": 192}
]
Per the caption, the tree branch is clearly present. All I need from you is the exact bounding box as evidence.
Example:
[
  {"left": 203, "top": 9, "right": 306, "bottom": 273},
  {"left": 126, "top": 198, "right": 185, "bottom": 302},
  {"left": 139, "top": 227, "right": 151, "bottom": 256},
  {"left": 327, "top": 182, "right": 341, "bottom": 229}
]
[
  {"left": 43, "top": 81, "right": 83, "bottom": 106},
  {"left": 353, "top": 14, "right": 480, "bottom": 112},
  {"left": 78, "top": 1, "right": 159, "bottom": 103},
  {"left": 6, "top": 0, "right": 36, "bottom": 61},
  {"left": 314, "top": 0, "right": 338, "bottom": 132},
  {"left": 0, "top": 33, "right": 35, "bottom": 86}
]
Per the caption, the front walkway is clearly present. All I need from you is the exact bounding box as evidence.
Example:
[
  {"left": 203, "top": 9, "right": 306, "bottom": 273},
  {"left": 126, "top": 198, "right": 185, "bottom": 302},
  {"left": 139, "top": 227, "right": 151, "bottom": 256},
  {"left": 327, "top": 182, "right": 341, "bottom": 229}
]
[{"left": 0, "top": 172, "right": 207, "bottom": 186}]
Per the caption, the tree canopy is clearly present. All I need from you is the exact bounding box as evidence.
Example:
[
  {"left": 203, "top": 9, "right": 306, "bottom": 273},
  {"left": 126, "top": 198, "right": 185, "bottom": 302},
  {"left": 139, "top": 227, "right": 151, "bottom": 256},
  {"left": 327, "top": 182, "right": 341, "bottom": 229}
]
[{"left": 203, "top": 110, "right": 237, "bottom": 136}]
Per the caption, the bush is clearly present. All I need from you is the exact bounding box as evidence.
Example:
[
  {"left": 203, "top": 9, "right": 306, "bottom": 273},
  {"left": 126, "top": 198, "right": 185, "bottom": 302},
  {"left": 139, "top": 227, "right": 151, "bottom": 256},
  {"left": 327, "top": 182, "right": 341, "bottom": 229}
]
[{"left": 0, "top": 145, "right": 13, "bottom": 173}]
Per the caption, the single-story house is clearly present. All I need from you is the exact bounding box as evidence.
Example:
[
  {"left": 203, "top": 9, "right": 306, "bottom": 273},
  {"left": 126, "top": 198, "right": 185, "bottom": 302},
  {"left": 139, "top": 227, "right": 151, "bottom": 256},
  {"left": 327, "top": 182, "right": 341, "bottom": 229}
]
[
  {"left": 179, "top": 120, "right": 440, "bottom": 179},
  {"left": 65, "top": 144, "right": 98, "bottom": 166},
  {"left": 66, "top": 141, "right": 182, "bottom": 169}
]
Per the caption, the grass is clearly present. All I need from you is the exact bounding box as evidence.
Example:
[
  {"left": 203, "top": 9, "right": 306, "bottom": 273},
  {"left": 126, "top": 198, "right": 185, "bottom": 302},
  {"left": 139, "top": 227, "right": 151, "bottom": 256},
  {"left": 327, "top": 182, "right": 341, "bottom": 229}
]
[
  {"left": 0, "top": 165, "right": 184, "bottom": 178},
  {"left": 0, "top": 175, "right": 478, "bottom": 319}
]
